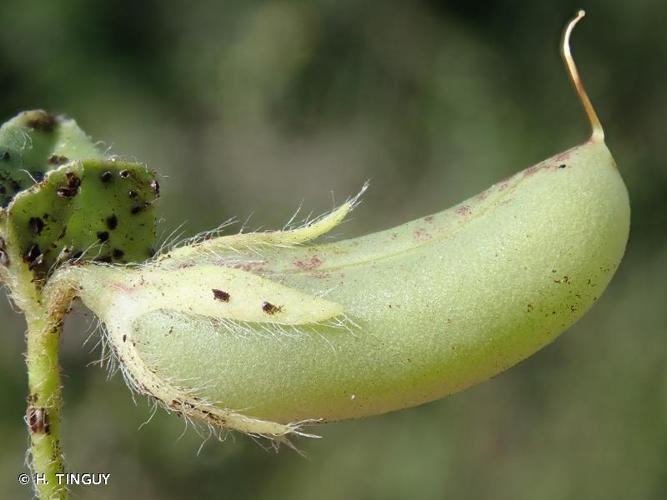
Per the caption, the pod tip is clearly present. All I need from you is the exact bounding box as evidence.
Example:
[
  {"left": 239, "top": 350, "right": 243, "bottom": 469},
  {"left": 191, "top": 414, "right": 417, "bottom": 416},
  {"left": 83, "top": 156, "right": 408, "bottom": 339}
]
[{"left": 561, "top": 9, "right": 605, "bottom": 143}]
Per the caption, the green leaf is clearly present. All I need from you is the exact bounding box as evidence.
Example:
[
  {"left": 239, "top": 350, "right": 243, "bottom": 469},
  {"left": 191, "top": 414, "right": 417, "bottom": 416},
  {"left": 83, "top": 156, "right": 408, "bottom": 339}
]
[
  {"left": 5, "top": 159, "right": 159, "bottom": 279},
  {"left": 0, "top": 110, "right": 102, "bottom": 208}
]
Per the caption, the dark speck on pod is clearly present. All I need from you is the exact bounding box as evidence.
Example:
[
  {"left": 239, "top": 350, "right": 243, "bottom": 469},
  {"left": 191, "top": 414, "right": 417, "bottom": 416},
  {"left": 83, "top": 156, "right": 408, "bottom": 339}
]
[
  {"left": 558, "top": 164, "right": 567, "bottom": 169},
  {"left": 97, "top": 231, "right": 109, "bottom": 242},
  {"left": 112, "top": 248, "right": 125, "bottom": 259},
  {"left": 212, "top": 289, "right": 230, "bottom": 302},
  {"left": 29, "top": 217, "right": 45, "bottom": 235},
  {"left": 119, "top": 169, "right": 130, "bottom": 179},
  {"left": 262, "top": 301, "right": 282, "bottom": 315},
  {"left": 101, "top": 171, "right": 113, "bottom": 184},
  {"left": 0, "top": 151, "right": 10, "bottom": 161},
  {"left": 106, "top": 214, "right": 118, "bottom": 230},
  {"left": 128, "top": 190, "right": 138, "bottom": 199}
]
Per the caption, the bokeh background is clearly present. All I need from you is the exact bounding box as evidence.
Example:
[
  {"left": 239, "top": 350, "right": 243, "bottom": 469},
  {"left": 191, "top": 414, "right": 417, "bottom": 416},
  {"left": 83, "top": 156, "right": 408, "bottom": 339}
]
[{"left": 1, "top": 1, "right": 665, "bottom": 499}]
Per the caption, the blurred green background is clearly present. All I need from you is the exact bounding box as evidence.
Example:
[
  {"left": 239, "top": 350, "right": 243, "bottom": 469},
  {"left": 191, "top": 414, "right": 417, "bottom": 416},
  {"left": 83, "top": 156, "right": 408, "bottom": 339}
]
[{"left": 1, "top": 0, "right": 665, "bottom": 499}]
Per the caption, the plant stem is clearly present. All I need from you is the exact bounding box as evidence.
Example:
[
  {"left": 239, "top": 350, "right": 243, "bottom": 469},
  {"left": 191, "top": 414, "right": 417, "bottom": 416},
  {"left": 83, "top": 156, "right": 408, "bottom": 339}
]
[{"left": 25, "top": 302, "right": 68, "bottom": 499}]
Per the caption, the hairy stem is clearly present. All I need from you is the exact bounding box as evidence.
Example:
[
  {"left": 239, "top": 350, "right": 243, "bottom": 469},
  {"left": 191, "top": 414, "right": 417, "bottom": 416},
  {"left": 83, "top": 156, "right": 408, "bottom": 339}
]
[{"left": 25, "top": 300, "right": 68, "bottom": 499}]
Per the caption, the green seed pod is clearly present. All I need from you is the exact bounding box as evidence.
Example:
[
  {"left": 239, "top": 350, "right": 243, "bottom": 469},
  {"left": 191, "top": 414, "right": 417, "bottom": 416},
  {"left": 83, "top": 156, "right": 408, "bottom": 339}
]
[
  {"left": 0, "top": 111, "right": 159, "bottom": 283},
  {"left": 47, "top": 11, "right": 630, "bottom": 442}
]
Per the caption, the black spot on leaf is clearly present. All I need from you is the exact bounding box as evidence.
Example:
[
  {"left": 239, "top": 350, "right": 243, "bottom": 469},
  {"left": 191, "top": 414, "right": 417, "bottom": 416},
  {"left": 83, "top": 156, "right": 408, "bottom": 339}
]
[
  {"left": 23, "top": 244, "right": 41, "bottom": 264},
  {"left": 56, "top": 172, "right": 81, "bottom": 198},
  {"left": 106, "top": 214, "right": 118, "bottom": 230},
  {"left": 131, "top": 202, "right": 151, "bottom": 215},
  {"left": 25, "top": 111, "right": 57, "bottom": 133},
  {"left": 48, "top": 155, "right": 69, "bottom": 166},
  {"left": 0, "top": 237, "right": 9, "bottom": 267},
  {"left": 29, "top": 217, "right": 45, "bottom": 235}
]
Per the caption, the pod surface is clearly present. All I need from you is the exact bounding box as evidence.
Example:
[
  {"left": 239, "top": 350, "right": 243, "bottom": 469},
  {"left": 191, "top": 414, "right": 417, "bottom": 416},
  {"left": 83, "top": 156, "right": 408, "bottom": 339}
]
[{"left": 120, "top": 140, "right": 629, "bottom": 423}]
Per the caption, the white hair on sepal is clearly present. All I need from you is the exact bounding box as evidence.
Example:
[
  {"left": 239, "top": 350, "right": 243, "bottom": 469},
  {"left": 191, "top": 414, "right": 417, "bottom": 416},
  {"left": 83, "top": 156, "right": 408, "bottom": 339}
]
[
  {"left": 96, "top": 312, "right": 324, "bottom": 450},
  {"left": 80, "top": 310, "right": 103, "bottom": 350},
  {"left": 154, "top": 220, "right": 189, "bottom": 257},
  {"left": 2, "top": 281, "right": 22, "bottom": 313},
  {"left": 160, "top": 183, "right": 370, "bottom": 265},
  {"left": 183, "top": 305, "right": 359, "bottom": 343},
  {"left": 137, "top": 400, "right": 160, "bottom": 431},
  {"left": 282, "top": 199, "right": 305, "bottom": 231},
  {"left": 101, "top": 313, "right": 332, "bottom": 448},
  {"left": 160, "top": 216, "right": 239, "bottom": 256}
]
